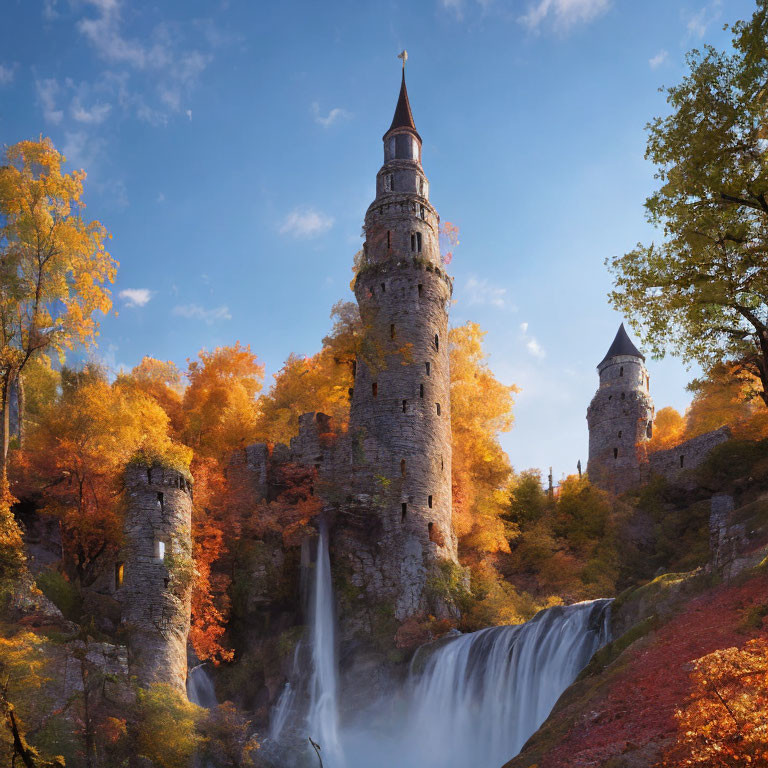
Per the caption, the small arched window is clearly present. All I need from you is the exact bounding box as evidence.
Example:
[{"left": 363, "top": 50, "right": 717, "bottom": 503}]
[
  {"left": 401, "top": 503, "right": 407, "bottom": 521},
  {"left": 381, "top": 282, "right": 386, "bottom": 293},
  {"left": 618, "top": 430, "right": 622, "bottom": 438},
  {"left": 425, "top": 362, "right": 430, "bottom": 376},
  {"left": 613, "top": 448, "right": 618, "bottom": 460},
  {"left": 428, "top": 495, "right": 433, "bottom": 508},
  {"left": 400, "top": 459, "right": 406, "bottom": 477},
  {"left": 420, "top": 383, "right": 424, "bottom": 398},
  {"left": 387, "top": 231, "right": 391, "bottom": 249},
  {"left": 436, "top": 403, "right": 441, "bottom": 416},
  {"left": 680, "top": 455, "right": 685, "bottom": 468},
  {"left": 115, "top": 562, "right": 124, "bottom": 589},
  {"left": 434, "top": 334, "right": 439, "bottom": 351},
  {"left": 390, "top": 324, "right": 395, "bottom": 339},
  {"left": 418, "top": 284, "right": 423, "bottom": 297},
  {"left": 620, "top": 366, "right": 624, "bottom": 377},
  {"left": 372, "top": 383, "right": 378, "bottom": 397},
  {"left": 402, "top": 400, "right": 407, "bottom": 413},
  {"left": 621, "top": 392, "right": 626, "bottom": 400}
]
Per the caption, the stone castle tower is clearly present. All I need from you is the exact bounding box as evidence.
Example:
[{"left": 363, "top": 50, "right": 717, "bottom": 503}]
[
  {"left": 120, "top": 461, "right": 193, "bottom": 694},
  {"left": 344, "top": 68, "right": 458, "bottom": 619},
  {"left": 586, "top": 324, "right": 655, "bottom": 494}
]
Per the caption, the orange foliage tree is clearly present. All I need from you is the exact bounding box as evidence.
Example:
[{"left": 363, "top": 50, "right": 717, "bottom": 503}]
[
  {"left": 18, "top": 366, "right": 190, "bottom": 587},
  {"left": 648, "top": 407, "right": 686, "bottom": 452},
  {"left": 179, "top": 344, "right": 264, "bottom": 662},
  {"left": 662, "top": 637, "right": 768, "bottom": 767}
]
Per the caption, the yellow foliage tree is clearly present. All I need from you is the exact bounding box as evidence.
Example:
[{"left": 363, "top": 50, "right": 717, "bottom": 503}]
[
  {"left": 182, "top": 343, "right": 264, "bottom": 459},
  {"left": 648, "top": 406, "right": 686, "bottom": 452},
  {"left": 256, "top": 301, "right": 359, "bottom": 444},
  {"left": 0, "top": 138, "right": 116, "bottom": 475},
  {"left": 449, "top": 322, "right": 518, "bottom": 558}
]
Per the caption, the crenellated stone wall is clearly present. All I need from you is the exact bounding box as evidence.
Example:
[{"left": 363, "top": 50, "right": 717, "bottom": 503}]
[{"left": 119, "top": 461, "right": 193, "bottom": 694}]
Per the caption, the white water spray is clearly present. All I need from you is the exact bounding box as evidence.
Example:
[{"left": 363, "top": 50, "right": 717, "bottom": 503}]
[
  {"left": 187, "top": 663, "right": 218, "bottom": 709},
  {"left": 306, "top": 522, "right": 344, "bottom": 767},
  {"left": 345, "top": 598, "right": 611, "bottom": 768}
]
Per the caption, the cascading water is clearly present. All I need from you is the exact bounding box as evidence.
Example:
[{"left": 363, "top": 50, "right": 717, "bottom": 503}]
[
  {"left": 270, "top": 527, "right": 610, "bottom": 768},
  {"left": 187, "top": 663, "right": 218, "bottom": 709},
  {"left": 342, "top": 598, "right": 611, "bottom": 768}
]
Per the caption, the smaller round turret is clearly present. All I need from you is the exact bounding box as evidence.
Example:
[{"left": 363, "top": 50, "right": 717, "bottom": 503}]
[
  {"left": 587, "top": 324, "right": 655, "bottom": 494},
  {"left": 119, "top": 460, "right": 193, "bottom": 694}
]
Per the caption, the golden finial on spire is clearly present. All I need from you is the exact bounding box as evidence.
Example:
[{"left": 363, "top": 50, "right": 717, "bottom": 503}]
[{"left": 397, "top": 50, "right": 408, "bottom": 71}]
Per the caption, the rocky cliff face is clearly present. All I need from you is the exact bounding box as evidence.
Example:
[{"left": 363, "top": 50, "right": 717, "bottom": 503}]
[{"left": 504, "top": 480, "right": 768, "bottom": 768}]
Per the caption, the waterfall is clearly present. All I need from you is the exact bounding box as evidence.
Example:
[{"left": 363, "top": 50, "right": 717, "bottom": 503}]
[
  {"left": 268, "top": 526, "right": 610, "bottom": 768},
  {"left": 187, "top": 663, "right": 218, "bottom": 709},
  {"left": 340, "top": 599, "right": 611, "bottom": 768},
  {"left": 306, "top": 521, "right": 344, "bottom": 766}
]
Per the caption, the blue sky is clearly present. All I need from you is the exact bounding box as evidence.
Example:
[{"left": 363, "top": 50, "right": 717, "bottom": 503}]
[{"left": 0, "top": 0, "right": 756, "bottom": 479}]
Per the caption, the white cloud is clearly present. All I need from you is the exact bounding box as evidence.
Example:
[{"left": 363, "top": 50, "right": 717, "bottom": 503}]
[
  {"left": 0, "top": 63, "right": 17, "bottom": 86},
  {"left": 119, "top": 288, "right": 152, "bottom": 307},
  {"left": 685, "top": 2, "right": 722, "bottom": 39},
  {"left": 312, "top": 102, "right": 350, "bottom": 128},
  {"left": 172, "top": 304, "right": 232, "bottom": 324},
  {"left": 649, "top": 50, "right": 668, "bottom": 69},
  {"left": 520, "top": 322, "right": 546, "bottom": 359},
  {"left": 61, "top": 129, "right": 104, "bottom": 170},
  {"left": 519, "top": 0, "right": 610, "bottom": 31},
  {"left": 72, "top": 98, "right": 112, "bottom": 124},
  {"left": 465, "top": 276, "right": 507, "bottom": 308},
  {"left": 440, "top": 0, "right": 464, "bottom": 19},
  {"left": 75, "top": 0, "right": 214, "bottom": 123},
  {"left": 279, "top": 207, "right": 334, "bottom": 238},
  {"left": 36, "top": 78, "right": 63, "bottom": 124}
]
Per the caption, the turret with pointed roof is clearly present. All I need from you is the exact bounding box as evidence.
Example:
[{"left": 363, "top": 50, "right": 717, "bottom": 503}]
[
  {"left": 587, "top": 323, "right": 655, "bottom": 494},
  {"left": 342, "top": 60, "right": 458, "bottom": 623}
]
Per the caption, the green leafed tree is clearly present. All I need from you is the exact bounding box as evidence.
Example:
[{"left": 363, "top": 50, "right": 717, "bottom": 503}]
[{"left": 608, "top": 1, "right": 768, "bottom": 406}]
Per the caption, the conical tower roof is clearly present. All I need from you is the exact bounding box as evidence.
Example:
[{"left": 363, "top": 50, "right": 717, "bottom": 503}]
[
  {"left": 599, "top": 323, "right": 644, "bottom": 364},
  {"left": 385, "top": 70, "right": 420, "bottom": 141}
]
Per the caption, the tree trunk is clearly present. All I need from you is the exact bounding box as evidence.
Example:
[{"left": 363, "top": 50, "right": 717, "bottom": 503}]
[
  {"left": 16, "top": 374, "right": 24, "bottom": 448},
  {"left": 0, "top": 371, "right": 12, "bottom": 481}
]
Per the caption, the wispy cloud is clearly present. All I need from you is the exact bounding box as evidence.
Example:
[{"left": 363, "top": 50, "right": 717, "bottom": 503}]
[
  {"left": 465, "top": 276, "right": 507, "bottom": 308},
  {"left": 73, "top": 0, "right": 215, "bottom": 124},
  {"left": 119, "top": 288, "right": 152, "bottom": 307},
  {"left": 72, "top": 97, "right": 112, "bottom": 124},
  {"left": 649, "top": 50, "right": 668, "bottom": 69},
  {"left": 519, "top": 0, "right": 610, "bottom": 32},
  {"left": 312, "top": 102, "right": 350, "bottom": 128},
  {"left": 172, "top": 304, "right": 231, "bottom": 324},
  {"left": 279, "top": 207, "right": 334, "bottom": 238},
  {"left": 440, "top": 0, "right": 465, "bottom": 20},
  {"left": 36, "top": 78, "right": 63, "bottom": 124},
  {"left": 0, "top": 63, "right": 17, "bottom": 86},
  {"left": 520, "top": 322, "right": 546, "bottom": 359}
]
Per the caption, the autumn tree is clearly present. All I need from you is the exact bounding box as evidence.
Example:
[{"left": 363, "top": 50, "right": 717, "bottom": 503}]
[
  {"left": 19, "top": 367, "right": 190, "bottom": 587},
  {"left": 117, "top": 357, "right": 185, "bottom": 435},
  {"left": 662, "top": 637, "right": 768, "bottom": 767},
  {"left": 647, "top": 406, "right": 686, "bottom": 452},
  {"left": 609, "top": 3, "right": 768, "bottom": 406},
  {"left": 449, "top": 322, "right": 518, "bottom": 558},
  {"left": 0, "top": 138, "right": 116, "bottom": 476},
  {"left": 256, "top": 301, "right": 360, "bottom": 444}
]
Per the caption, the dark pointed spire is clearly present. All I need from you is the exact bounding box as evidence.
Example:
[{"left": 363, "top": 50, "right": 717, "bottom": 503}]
[
  {"left": 386, "top": 70, "right": 420, "bottom": 140},
  {"left": 600, "top": 323, "right": 645, "bottom": 364}
]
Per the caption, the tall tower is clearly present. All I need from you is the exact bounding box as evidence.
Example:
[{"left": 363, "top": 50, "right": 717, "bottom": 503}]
[
  {"left": 346, "top": 63, "right": 458, "bottom": 620},
  {"left": 587, "top": 324, "right": 655, "bottom": 494}
]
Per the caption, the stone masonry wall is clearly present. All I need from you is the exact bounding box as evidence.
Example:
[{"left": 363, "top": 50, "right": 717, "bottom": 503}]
[
  {"left": 120, "top": 462, "right": 193, "bottom": 694},
  {"left": 647, "top": 426, "right": 731, "bottom": 483}
]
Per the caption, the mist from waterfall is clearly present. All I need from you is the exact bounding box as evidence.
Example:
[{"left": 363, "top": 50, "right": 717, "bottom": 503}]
[
  {"left": 187, "top": 663, "right": 218, "bottom": 709},
  {"left": 269, "top": 524, "right": 610, "bottom": 768},
  {"left": 341, "top": 598, "right": 611, "bottom": 768}
]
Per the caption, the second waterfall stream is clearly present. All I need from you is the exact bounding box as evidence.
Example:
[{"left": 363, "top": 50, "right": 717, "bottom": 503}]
[{"left": 273, "top": 524, "right": 611, "bottom": 768}]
